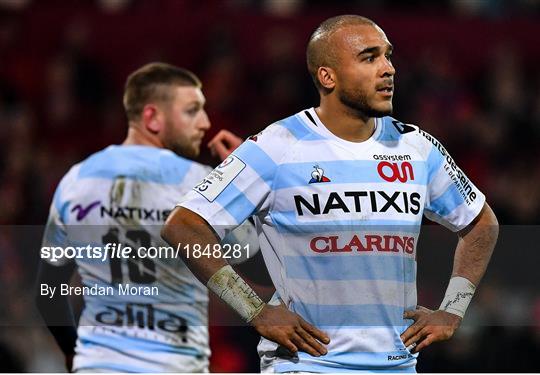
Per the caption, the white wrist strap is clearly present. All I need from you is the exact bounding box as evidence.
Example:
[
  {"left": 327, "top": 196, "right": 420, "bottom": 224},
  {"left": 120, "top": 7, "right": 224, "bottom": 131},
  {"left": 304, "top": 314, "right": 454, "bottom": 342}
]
[
  {"left": 207, "top": 265, "right": 265, "bottom": 322},
  {"left": 439, "top": 276, "right": 476, "bottom": 318}
]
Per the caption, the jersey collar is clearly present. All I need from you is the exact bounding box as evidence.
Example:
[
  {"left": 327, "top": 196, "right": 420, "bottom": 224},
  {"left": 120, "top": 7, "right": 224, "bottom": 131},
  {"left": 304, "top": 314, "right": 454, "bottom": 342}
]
[{"left": 298, "top": 107, "right": 383, "bottom": 149}]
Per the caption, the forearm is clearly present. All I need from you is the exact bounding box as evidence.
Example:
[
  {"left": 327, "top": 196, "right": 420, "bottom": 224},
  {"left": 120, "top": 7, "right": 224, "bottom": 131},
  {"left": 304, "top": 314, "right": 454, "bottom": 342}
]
[
  {"left": 438, "top": 203, "right": 498, "bottom": 317},
  {"left": 162, "top": 207, "right": 265, "bottom": 322},
  {"left": 402, "top": 204, "right": 499, "bottom": 350},
  {"left": 162, "top": 207, "right": 229, "bottom": 283},
  {"left": 452, "top": 203, "right": 499, "bottom": 286}
]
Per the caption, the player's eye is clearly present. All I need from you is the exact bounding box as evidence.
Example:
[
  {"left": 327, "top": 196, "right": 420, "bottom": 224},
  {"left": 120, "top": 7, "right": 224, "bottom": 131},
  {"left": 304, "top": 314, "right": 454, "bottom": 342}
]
[
  {"left": 364, "top": 56, "right": 375, "bottom": 63},
  {"left": 186, "top": 107, "right": 199, "bottom": 116}
]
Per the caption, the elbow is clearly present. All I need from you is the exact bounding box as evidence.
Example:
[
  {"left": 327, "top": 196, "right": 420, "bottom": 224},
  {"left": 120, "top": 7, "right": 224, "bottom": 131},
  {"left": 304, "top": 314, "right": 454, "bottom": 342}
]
[
  {"left": 162, "top": 207, "right": 219, "bottom": 247},
  {"left": 486, "top": 203, "right": 499, "bottom": 239},
  {"left": 161, "top": 215, "right": 177, "bottom": 245},
  {"left": 161, "top": 206, "right": 189, "bottom": 245},
  {"left": 478, "top": 203, "right": 499, "bottom": 248}
]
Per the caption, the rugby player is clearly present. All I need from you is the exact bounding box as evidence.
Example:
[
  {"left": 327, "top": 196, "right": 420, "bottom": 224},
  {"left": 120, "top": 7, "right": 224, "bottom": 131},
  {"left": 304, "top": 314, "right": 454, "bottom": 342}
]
[
  {"left": 162, "top": 16, "right": 499, "bottom": 372},
  {"left": 35, "top": 62, "right": 254, "bottom": 372}
]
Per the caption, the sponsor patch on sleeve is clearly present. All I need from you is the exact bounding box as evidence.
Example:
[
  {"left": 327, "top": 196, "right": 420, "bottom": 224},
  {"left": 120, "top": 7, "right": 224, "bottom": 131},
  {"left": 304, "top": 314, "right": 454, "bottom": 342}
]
[{"left": 193, "top": 155, "right": 246, "bottom": 202}]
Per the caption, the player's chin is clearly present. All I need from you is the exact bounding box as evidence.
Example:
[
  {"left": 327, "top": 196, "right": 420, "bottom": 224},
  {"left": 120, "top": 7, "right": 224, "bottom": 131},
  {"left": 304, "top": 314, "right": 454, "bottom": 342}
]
[
  {"left": 369, "top": 101, "right": 393, "bottom": 117},
  {"left": 189, "top": 145, "right": 201, "bottom": 158}
]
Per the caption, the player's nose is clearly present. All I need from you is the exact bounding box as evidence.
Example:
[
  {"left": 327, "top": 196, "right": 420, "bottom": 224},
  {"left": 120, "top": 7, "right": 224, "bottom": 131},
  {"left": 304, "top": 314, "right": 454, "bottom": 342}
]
[
  {"left": 199, "top": 111, "right": 211, "bottom": 131},
  {"left": 381, "top": 57, "right": 395, "bottom": 77}
]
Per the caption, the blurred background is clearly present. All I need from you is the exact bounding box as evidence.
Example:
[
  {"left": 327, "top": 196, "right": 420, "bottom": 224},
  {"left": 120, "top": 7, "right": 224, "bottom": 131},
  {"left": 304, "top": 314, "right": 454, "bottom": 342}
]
[{"left": 0, "top": 0, "right": 539, "bottom": 372}]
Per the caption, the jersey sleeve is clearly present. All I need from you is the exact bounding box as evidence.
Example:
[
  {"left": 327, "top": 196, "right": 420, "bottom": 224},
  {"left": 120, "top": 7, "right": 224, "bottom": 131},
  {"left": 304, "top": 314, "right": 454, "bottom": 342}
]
[
  {"left": 180, "top": 125, "right": 287, "bottom": 239},
  {"left": 422, "top": 131, "right": 486, "bottom": 232}
]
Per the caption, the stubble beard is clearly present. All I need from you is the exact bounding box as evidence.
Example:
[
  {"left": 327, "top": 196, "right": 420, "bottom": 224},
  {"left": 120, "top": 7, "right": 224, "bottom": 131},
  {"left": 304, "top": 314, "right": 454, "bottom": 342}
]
[
  {"left": 338, "top": 87, "right": 393, "bottom": 118},
  {"left": 168, "top": 137, "right": 199, "bottom": 159},
  {"left": 162, "top": 124, "right": 200, "bottom": 159}
]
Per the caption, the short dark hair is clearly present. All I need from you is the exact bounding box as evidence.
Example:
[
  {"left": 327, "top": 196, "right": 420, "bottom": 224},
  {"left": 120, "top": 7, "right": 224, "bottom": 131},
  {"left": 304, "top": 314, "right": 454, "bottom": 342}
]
[
  {"left": 123, "top": 62, "right": 202, "bottom": 122},
  {"left": 306, "top": 15, "right": 376, "bottom": 91}
]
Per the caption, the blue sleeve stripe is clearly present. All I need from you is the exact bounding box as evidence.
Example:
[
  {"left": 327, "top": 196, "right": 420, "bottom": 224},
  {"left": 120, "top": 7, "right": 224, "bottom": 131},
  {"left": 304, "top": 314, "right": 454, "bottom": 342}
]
[
  {"left": 271, "top": 211, "right": 422, "bottom": 234},
  {"left": 426, "top": 145, "right": 444, "bottom": 184},
  {"left": 292, "top": 302, "right": 409, "bottom": 327},
  {"left": 284, "top": 254, "right": 416, "bottom": 282},
  {"left": 215, "top": 183, "right": 257, "bottom": 224},
  {"left": 276, "top": 115, "right": 326, "bottom": 141},
  {"left": 233, "top": 141, "right": 277, "bottom": 187},
  {"left": 274, "top": 160, "right": 427, "bottom": 189},
  {"left": 427, "top": 182, "right": 463, "bottom": 217}
]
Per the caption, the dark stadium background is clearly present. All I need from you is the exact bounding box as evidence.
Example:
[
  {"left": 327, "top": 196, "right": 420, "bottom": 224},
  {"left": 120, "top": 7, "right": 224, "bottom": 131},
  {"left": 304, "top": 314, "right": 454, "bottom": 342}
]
[{"left": 0, "top": 0, "right": 539, "bottom": 372}]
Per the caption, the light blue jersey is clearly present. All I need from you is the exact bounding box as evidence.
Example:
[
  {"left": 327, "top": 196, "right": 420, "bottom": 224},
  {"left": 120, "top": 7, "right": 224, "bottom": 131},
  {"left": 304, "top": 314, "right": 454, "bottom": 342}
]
[
  {"left": 43, "top": 145, "right": 212, "bottom": 372},
  {"left": 181, "top": 108, "right": 485, "bottom": 373}
]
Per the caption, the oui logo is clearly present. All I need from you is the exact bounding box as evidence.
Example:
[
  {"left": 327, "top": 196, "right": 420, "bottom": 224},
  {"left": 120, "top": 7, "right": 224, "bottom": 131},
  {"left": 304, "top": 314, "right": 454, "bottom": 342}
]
[{"left": 377, "top": 161, "right": 415, "bottom": 183}]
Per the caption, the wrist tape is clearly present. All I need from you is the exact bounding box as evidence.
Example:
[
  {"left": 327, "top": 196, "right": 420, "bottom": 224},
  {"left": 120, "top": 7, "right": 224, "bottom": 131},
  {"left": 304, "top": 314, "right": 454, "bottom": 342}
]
[
  {"left": 207, "top": 265, "right": 265, "bottom": 322},
  {"left": 439, "top": 276, "right": 476, "bottom": 318}
]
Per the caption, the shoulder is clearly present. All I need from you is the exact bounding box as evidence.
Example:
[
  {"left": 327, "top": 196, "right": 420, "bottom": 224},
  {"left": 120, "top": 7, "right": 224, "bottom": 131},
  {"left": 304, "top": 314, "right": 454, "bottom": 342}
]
[
  {"left": 53, "top": 147, "right": 112, "bottom": 201},
  {"left": 378, "top": 116, "right": 446, "bottom": 158},
  {"left": 75, "top": 145, "right": 204, "bottom": 185},
  {"left": 240, "top": 111, "right": 324, "bottom": 164},
  {"left": 157, "top": 149, "right": 212, "bottom": 185},
  {"left": 56, "top": 162, "right": 83, "bottom": 194},
  {"left": 378, "top": 116, "right": 419, "bottom": 140}
]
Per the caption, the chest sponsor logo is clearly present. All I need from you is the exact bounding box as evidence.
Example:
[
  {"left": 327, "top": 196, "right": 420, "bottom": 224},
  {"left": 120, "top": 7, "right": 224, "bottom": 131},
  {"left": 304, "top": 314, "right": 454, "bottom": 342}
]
[
  {"left": 194, "top": 154, "right": 246, "bottom": 202},
  {"left": 294, "top": 191, "right": 421, "bottom": 216},
  {"left": 310, "top": 233, "right": 415, "bottom": 254},
  {"left": 377, "top": 161, "right": 415, "bottom": 183}
]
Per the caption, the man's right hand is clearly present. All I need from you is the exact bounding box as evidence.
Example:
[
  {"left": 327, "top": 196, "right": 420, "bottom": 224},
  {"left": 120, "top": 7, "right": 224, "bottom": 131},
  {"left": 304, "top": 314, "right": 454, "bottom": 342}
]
[{"left": 250, "top": 304, "right": 330, "bottom": 357}]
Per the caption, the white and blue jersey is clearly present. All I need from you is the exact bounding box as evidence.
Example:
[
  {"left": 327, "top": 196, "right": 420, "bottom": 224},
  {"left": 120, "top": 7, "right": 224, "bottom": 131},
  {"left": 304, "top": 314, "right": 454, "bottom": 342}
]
[
  {"left": 180, "top": 108, "right": 485, "bottom": 373},
  {"left": 42, "top": 145, "right": 212, "bottom": 372}
]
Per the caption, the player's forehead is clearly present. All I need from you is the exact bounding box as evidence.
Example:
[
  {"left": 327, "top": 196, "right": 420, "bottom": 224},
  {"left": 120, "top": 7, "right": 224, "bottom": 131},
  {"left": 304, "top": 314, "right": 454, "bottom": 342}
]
[
  {"left": 333, "top": 23, "right": 391, "bottom": 54},
  {"left": 171, "top": 85, "right": 205, "bottom": 106}
]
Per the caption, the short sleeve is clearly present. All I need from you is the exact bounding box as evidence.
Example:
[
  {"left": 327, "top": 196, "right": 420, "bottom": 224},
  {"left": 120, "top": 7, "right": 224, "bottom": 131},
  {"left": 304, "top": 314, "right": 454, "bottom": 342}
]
[
  {"left": 422, "top": 132, "right": 485, "bottom": 232},
  {"left": 180, "top": 125, "right": 286, "bottom": 239}
]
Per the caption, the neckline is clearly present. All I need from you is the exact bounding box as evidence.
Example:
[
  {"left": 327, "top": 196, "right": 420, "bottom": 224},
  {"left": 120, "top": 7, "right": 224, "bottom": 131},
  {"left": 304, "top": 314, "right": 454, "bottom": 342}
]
[{"left": 301, "top": 107, "right": 382, "bottom": 148}]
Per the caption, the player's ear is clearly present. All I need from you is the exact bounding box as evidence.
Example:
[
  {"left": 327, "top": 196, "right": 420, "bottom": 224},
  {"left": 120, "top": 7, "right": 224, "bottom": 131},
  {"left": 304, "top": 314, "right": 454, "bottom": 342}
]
[
  {"left": 141, "top": 104, "right": 162, "bottom": 134},
  {"left": 318, "top": 66, "right": 336, "bottom": 91}
]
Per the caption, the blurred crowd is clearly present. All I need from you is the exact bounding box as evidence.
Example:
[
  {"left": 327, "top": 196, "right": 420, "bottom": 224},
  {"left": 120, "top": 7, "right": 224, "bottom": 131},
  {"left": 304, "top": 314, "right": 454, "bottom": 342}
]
[{"left": 0, "top": 0, "right": 539, "bottom": 372}]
